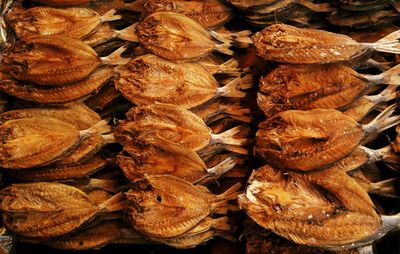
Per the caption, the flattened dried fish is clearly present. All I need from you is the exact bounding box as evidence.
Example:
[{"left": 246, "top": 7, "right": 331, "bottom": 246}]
[
  {"left": 257, "top": 64, "right": 400, "bottom": 118},
  {"left": 135, "top": 12, "right": 251, "bottom": 61},
  {"left": 115, "top": 54, "right": 252, "bottom": 109},
  {"left": 126, "top": 174, "right": 241, "bottom": 238},
  {"left": 7, "top": 155, "right": 108, "bottom": 181},
  {"left": 31, "top": 0, "right": 90, "bottom": 6},
  {"left": 0, "top": 182, "right": 124, "bottom": 237},
  {"left": 46, "top": 220, "right": 121, "bottom": 250},
  {"left": 8, "top": 7, "right": 121, "bottom": 40},
  {"left": 256, "top": 105, "right": 400, "bottom": 171},
  {"left": 239, "top": 166, "right": 381, "bottom": 248},
  {"left": 0, "top": 67, "right": 114, "bottom": 104},
  {"left": 119, "top": 103, "right": 248, "bottom": 151},
  {"left": 253, "top": 23, "right": 400, "bottom": 64},
  {"left": 141, "top": 0, "right": 233, "bottom": 28},
  {"left": 2, "top": 36, "right": 129, "bottom": 85},
  {"left": 0, "top": 102, "right": 101, "bottom": 129},
  {"left": 0, "top": 117, "right": 110, "bottom": 169}
]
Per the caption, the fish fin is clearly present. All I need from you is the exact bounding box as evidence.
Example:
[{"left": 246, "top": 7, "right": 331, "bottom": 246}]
[
  {"left": 100, "top": 44, "right": 131, "bottom": 65},
  {"left": 214, "top": 30, "right": 253, "bottom": 48},
  {"left": 377, "top": 29, "right": 400, "bottom": 42},
  {"left": 215, "top": 182, "right": 242, "bottom": 202},
  {"left": 99, "top": 192, "right": 125, "bottom": 212},
  {"left": 210, "top": 30, "right": 235, "bottom": 55},
  {"left": 124, "top": 0, "right": 147, "bottom": 12},
  {"left": 100, "top": 9, "right": 123, "bottom": 22},
  {"left": 296, "top": 0, "right": 336, "bottom": 12},
  {"left": 211, "top": 125, "right": 249, "bottom": 146},
  {"left": 369, "top": 178, "right": 399, "bottom": 198},
  {"left": 362, "top": 104, "right": 400, "bottom": 134},
  {"left": 116, "top": 23, "right": 139, "bottom": 42},
  {"left": 207, "top": 157, "right": 237, "bottom": 176},
  {"left": 363, "top": 40, "right": 400, "bottom": 54},
  {"left": 101, "top": 133, "right": 117, "bottom": 144},
  {"left": 224, "top": 145, "right": 249, "bottom": 155},
  {"left": 379, "top": 64, "right": 400, "bottom": 85},
  {"left": 212, "top": 217, "right": 232, "bottom": 232},
  {"left": 216, "top": 58, "right": 241, "bottom": 75},
  {"left": 217, "top": 74, "right": 253, "bottom": 98},
  {"left": 87, "top": 179, "right": 120, "bottom": 193},
  {"left": 80, "top": 120, "right": 111, "bottom": 139}
]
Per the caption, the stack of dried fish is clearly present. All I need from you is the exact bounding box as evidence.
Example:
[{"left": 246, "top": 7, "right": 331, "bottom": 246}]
[
  {"left": 240, "top": 23, "right": 400, "bottom": 252},
  {"left": 226, "top": 0, "right": 334, "bottom": 28}
]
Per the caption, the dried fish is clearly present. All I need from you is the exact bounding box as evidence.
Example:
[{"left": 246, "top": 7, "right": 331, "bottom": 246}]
[
  {"left": 0, "top": 102, "right": 101, "bottom": 129},
  {"left": 257, "top": 64, "right": 400, "bottom": 118},
  {"left": 139, "top": 0, "right": 234, "bottom": 28},
  {"left": 334, "top": 0, "right": 393, "bottom": 12},
  {"left": 253, "top": 23, "right": 400, "bottom": 64},
  {"left": 0, "top": 182, "right": 124, "bottom": 237},
  {"left": 0, "top": 117, "right": 110, "bottom": 169},
  {"left": 85, "top": 84, "right": 122, "bottom": 111},
  {"left": 239, "top": 166, "right": 381, "bottom": 248},
  {"left": 256, "top": 105, "right": 400, "bottom": 171},
  {"left": 153, "top": 216, "right": 234, "bottom": 248},
  {"left": 228, "top": 0, "right": 332, "bottom": 10},
  {"left": 119, "top": 103, "right": 248, "bottom": 151},
  {"left": 0, "top": 67, "right": 114, "bottom": 104},
  {"left": 134, "top": 12, "right": 252, "bottom": 61},
  {"left": 8, "top": 7, "right": 121, "bottom": 40},
  {"left": 192, "top": 100, "right": 253, "bottom": 124},
  {"left": 7, "top": 155, "right": 108, "bottom": 181},
  {"left": 328, "top": 10, "right": 399, "bottom": 29},
  {"left": 83, "top": 23, "right": 138, "bottom": 47},
  {"left": 115, "top": 54, "right": 252, "bottom": 109},
  {"left": 1, "top": 36, "right": 129, "bottom": 85},
  {"left": 31, "top": 0, "right": 90, "bottom": 6},
  {"left": 45, "top": 221, "right": 121, "bottom": 250},
  {"left": 126, "top": 174, "right": 241, "bottom": 238}
]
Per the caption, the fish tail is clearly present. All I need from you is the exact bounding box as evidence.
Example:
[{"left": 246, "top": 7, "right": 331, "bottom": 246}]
[
  {"left": 212, "top": 216, "right": 232, "bottom": 232},
  {"left": 116, "top": 23, "right": 139, "bottom": 42},
  {"left": 80, "top": 120, "right": 111, "bottom": 139},
  {"left": 100, "top": 9, "right": 123, "bottom": 22},
  {"left": 124, "top": 0, "right": 146, "bottom": 12},
  {"left": 362, "top": 104, "right": 400, "bottom": 135},
  {"left": 297, "top": 0, "right": 336, "bottom": 12},
  {"left": 215, "top": 30, "right": 253, "bottom": 48},
  {"left": 216, "top": 58, "right": 241, "bottom": 75},
  {"left": 216, "top": 182, "right": 242, "bottom": 202},
  {"left": 100, "top": 44, "right": 131, "bottom": 65},
  {"left": 369, "top": 178, "right": 399, "bottom": 198},
  {"left": 377, "top": 30, "right": 400, "bottom": 43},
  {"left": 211, "top": 125, "right": 249, "bottom": 146},
  {"left": 87, "top": 178, "right": 120, "bottom": 193},
  {"left": 363, "top": 40, "right": 400, "bottom": 54},
  {"left": 217, "top": 75, "right": 252, "bottom": 98},
  {"left": 101, "top": 133, "right": 117, "bottom": 144},
  {"left": 378, "top": 64, "right": 400, "bottom": 85},
  {"left": 99, "top": 192, "right": 126, "bottom": 212},
  {"left": 206, "top": 156, "right": 237, "bottom": 177}
]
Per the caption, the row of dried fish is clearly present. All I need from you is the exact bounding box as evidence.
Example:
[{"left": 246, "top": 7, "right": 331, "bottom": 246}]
[
  {"left": 239, "top": 23, "right": 400, "bottom": 251},
  {"left": 227, "top": 0, "right": 400, "bottom": 29}
]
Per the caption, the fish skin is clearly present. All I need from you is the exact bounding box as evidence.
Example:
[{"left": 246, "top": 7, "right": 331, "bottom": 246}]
[
  {"left": 0, "top": 182, "right": 100, "bottom": 238},
  {"left": 143, "top": 0, "right": 233, "bottom": 28},
  {"left": 31, "top": 0, "right": 90, "bottom": 6},
  {"left": 8, "top": 7, "right": 102, "bottom": 40},
  {"left": 115, "top": 54, "right": 219, "bottom": 109},
  {"left": 136, "top": 12, "right": 216, "bottom": 61},
  {"left": 257, "top": 64, "right": 369, "bottom": 118},
  {"left": 0, "top": 117, "right": 82, "bottom": 169},
  {"left": 256, "top": 109, "right": 364, "bottom": 171},
  {"left": 239, "top": 166, "right": 381, "bottom": 248},
  {"left": 2, "top": 35, "right": 101, "bottom": 85},
  {"left": 252, "top": 24, "right": 368, "bottom": 64}
]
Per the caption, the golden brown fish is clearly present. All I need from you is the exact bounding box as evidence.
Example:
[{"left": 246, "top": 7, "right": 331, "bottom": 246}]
[
  {"left": 7, "top": 155, "right": 108, "bottom": 181},
  {"left": 139, "top": 0, "right": 233, "bottom": 28},
  {"left": 126, "top": 175, "right": 241, "bottom": 238},
  {"left": 0, "top": 67, "right": 114, "bottom": 104},
  {"left": 252, "top": 23, "right": 400, "bottom": 64},
  {"left": 1, "top": 36, "right": 129, "bottom": 85},
  {"left": 239, "top": 166, "right": 381, "bottom": 248},
  {"left": 45, "top": 220, "right": 121, "bottom": 250},
  {"left": 31, "top": 0, "right": 90, "bottom": 6},
  {"left": 120, "top": 103, "right": 248, "bottom": 151},
  {"left": 0, "top": 102, "right": 101, "bottom": 129},
  {"left": 257, "top": 64, "right": 400, "bottom": 118},
  {"left": 0, "top": 182, "right": 124, "bottom": 238},
  {"left": 256, "top": 105, "right": 400, "bottom": 171},
  {"left": 134, "top": 12, "right": 251, "bottom": 61},
  {"left": 85, "top": 84, "right": 122, "bottom": 111},
  {"left": 8, "top": 7, "right": 121, "bottom": 40},
  {"left": 0, "top": 117, "right": 109, "bottom": 169},
  {"left": 115, "top": 54, "right": 252, "bottom": 109}
]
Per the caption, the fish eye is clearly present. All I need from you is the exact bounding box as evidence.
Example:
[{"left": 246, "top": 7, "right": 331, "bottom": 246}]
[{"left": 156, "top": 195, "right": 162, "bottom": 202}]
